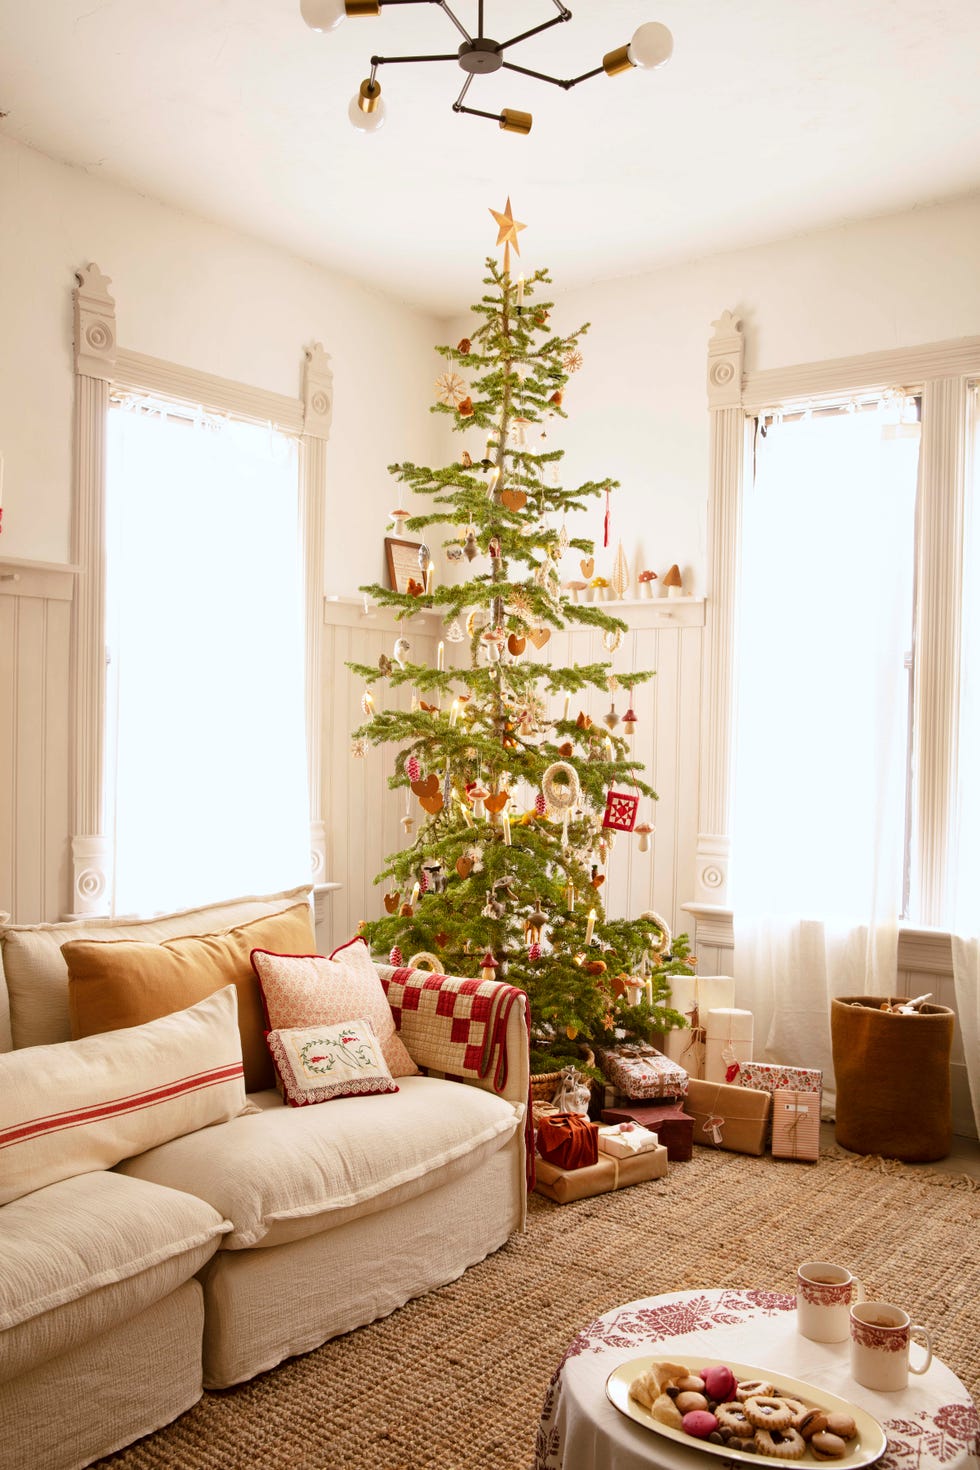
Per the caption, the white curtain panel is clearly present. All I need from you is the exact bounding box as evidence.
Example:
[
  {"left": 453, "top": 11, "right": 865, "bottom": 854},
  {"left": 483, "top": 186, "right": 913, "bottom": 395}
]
[
  {"left": 105, "top": 405, "right": 311, "bottom": 916},
  {"left": 951, "top": 386, "right": 980, "bottom": 1138},
  {"left": 731, "top": 407, "right": 920, "bottom": 1110}
]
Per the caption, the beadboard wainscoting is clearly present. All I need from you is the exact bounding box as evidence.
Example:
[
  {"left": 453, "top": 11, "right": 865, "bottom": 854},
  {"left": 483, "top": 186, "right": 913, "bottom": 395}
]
[
  {"left": 321, "top": 593, "right": 705, "bottom": 959},
  {"left": 0, "top": 560, "right": 75, "bottom": 924},
  {"left": 685, "top": 903, "right": 977, "bottom": 1141}
]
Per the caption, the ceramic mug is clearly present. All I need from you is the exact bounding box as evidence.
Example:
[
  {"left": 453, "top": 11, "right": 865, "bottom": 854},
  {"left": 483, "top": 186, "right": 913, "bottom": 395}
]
[
  {"left": 850, "top": 1302, "right": 933, "bottom": 1391},
  {"left": 796, "top": 1261, "right": 865, "bottom": 1342}
]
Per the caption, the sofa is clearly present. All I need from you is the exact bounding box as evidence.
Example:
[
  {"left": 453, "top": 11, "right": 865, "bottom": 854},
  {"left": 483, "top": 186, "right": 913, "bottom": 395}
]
[{"left": 0, "top": 887, "right": 530, "bottom": 1470}]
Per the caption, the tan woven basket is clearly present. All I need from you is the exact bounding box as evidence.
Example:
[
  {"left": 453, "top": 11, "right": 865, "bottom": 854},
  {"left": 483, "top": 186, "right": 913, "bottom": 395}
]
[{"left": 529, "top": 1046, "right": 596, "bottom": 1104}]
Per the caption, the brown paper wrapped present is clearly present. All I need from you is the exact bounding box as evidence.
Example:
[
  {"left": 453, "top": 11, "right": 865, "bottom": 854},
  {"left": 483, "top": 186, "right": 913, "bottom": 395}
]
[
  {"left": 685, "top": 1077, "right": 772, "bottom": 1156},
  {"left": 533, "top": 1143, "right": 667, "bottom": 1203},
  {"left": 600, "top": 1101, "right": 694, "bottom": 1162},
  {"left": 771, "top": 1088, "right": 821, "bottom": 1162}
]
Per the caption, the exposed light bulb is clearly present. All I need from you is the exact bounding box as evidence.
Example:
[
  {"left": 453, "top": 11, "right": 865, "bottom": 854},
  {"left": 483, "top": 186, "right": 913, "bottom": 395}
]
[
  {"left": 300, "top": 0, "right": 347, "bottom": 32},
  {"left": 628, "top": 21, "right": 673, "bottom": 69},
  {"left": 349, "top": 80, "right": 386, "bottom": 132}
]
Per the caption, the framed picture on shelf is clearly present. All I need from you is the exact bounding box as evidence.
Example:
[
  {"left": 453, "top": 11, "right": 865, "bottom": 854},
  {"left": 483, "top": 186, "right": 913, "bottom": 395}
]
[{"left": 385, "top": 537, "right": 424, "bottom": 594}]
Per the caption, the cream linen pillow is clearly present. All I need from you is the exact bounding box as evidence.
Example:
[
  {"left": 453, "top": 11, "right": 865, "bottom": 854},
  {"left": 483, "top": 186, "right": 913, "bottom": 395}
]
[
  {"left": 267, "top": 1018, "right": 398, "bottom": 1106},
  {"left": 251, "top": 936, "right": 418, "bottom": 1079},
  {"left": 0, "top": 985, "right": 248, "bottom": 1207}
]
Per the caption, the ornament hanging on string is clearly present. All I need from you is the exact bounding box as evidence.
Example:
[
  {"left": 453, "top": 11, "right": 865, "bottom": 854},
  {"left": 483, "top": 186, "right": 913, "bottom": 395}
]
[
  {"left": 445, "top": 616, "right": 465, "bottom": 642},
  {"left": 558, "top": 518, "right": 570, "bottom": 557},
  {"left": 393, "top": 637, "right": 411, "bottom": 669},
  {"left": 562, "top": 347, "right": 584, "bottom": 374},
  {"left": 404, "top": 754, "right": 421, "bottom": 783},
  {"left": 463, "top": 530, "right": 479, "bottom": 561},
  {"left": 360, "top": 689, "right": 376, "bottom": 718},
  {"left": 350, "top": 736, "right": 367, "bottom": 758},
  {"left": 603, "top": 701, "right": 619, "bottom": 731},
  {"left": 460, "top": 449, "right": 473, "bottom": 468},
  {"left": 602, "top": 789, "right": 639, "bottom": 832},
  {"left": 390, "top": 506, "right": 410, "bottom": 532},
  {"left": 635, "top": 821, "right": 654, "bottom": 852},
  {"left": 623, "top": 704, "right": 638, "bottom": 735},
  {"left": 434, "top": 369, "right": 467, "bottom": 407},
  {"left": 389, "top": 946, "right": 404, "bottom": 967},
  {"left": 602, "top": 486, "right": 612, "bottom": 548}
]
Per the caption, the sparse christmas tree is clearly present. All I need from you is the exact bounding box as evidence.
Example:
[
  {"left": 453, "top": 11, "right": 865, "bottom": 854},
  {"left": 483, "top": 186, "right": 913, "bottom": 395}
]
[{"left": 350, "top": 200, "right": 691, "bottom": 1075}]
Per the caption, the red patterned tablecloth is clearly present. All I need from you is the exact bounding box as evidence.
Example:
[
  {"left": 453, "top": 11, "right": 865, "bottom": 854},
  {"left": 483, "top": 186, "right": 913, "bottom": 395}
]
[{"left": 535, "top": 1289, "right": 978, "bottom": 1470}]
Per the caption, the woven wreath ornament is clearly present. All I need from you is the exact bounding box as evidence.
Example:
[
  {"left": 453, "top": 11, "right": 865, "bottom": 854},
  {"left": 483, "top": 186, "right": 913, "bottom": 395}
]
[{"left": 541, "top": 760, "right": 581, "bottom": 815}]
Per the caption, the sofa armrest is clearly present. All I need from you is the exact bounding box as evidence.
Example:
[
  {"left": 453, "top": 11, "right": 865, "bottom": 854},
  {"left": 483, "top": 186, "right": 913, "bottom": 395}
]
[{"left": 375, "top": 965, "right": 530, "bottom": 1108}]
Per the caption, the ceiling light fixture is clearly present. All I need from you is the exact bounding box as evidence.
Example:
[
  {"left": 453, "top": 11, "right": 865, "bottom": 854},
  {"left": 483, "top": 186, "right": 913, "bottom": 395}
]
[{"left": 300, "top": 0, "right": 674, "bottom": 137}]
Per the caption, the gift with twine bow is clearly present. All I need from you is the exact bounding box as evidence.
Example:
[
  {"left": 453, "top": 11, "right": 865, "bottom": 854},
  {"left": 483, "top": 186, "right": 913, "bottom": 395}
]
[
  {"left": 685, "top": 1077, "right": 772, "bottom": 1157},
  {"left": 771, "top": 1088, "right": 821, "bottom": 1162}
]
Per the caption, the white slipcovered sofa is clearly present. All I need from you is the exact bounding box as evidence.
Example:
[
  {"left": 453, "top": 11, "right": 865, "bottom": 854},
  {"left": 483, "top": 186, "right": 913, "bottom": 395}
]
[{"left": 0, "top": 888, "right": 529, "bottom": 1470}]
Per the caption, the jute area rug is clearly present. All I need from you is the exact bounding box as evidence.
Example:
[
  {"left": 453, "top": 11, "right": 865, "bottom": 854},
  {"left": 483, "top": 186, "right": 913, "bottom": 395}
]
[{"left": 99, "top": 1148, "right": 979, "bottom": 1470}]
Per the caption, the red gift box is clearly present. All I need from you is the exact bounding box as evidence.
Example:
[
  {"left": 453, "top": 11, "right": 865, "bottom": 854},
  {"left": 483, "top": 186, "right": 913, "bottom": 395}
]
[
  {"left": 536, "top": 1112, "right": 600, "bottom": 1170},
  {"left": 601, "top": 1101, "right": 694, "bottom": 1162}
]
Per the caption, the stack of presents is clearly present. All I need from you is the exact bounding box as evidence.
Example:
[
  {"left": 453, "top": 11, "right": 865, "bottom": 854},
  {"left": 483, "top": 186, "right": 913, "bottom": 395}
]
[{"left": 533, "top": 975, "right": 823, "bottom": 1204}]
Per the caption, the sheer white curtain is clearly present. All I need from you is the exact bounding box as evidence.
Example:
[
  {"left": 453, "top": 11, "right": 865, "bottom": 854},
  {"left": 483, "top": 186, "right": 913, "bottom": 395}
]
[
  {"left": 105, "top": 403, "right": 311, "bottom": 915},
  {"left": 951, "top": 385, "right": 980, "bottom": 1137},
  {"left": 731, "top": 405, "right": 920, "bottom": 1110}
]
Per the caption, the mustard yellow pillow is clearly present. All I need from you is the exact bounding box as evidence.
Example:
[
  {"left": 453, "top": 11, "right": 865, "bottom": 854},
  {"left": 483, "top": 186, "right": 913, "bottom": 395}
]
[{"left": 63, "top": 903, "right": 316, "bottom": 1092}]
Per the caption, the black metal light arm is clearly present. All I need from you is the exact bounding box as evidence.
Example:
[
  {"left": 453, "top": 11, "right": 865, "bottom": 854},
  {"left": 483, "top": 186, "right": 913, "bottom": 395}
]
[
  {"left": 497, "top": 11, "right": 571, "bottom": 53},
  {"left": 500, "top": 58, "right": 604, "bottom": 90}
]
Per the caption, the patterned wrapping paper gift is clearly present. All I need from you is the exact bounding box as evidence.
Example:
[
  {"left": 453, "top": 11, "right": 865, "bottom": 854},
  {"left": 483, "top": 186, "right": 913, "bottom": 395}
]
[
  {"left": 736, "top": 1061, "right": 823, "bottom": 1144},
  {"left": 595, "top": 1043, "right": 688, "bottom": 1100},
  {"left": 685, "top": 1077, "right": 772, "bottom": 1156},
  {"left": 533, "top": 1142, "right": 668, "bottom": 1203},
  {"left": 771, "top": 1088, "right": 821, "bottom": 1161}
]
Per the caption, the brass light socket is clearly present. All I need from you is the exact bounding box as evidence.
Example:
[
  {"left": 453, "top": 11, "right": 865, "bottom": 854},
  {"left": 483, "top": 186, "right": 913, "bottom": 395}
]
[
  {"left": 602, "top": 43, "right": 633, "bottom": 76},
  {"left": 345, "top": 0, "right": 380, "bottom": 15},
  {"left": 358, "top": 78, "right": 382, "bottom": 112},
  {"left": 499, "top": 108, "right": 532, "bottom": 135}
]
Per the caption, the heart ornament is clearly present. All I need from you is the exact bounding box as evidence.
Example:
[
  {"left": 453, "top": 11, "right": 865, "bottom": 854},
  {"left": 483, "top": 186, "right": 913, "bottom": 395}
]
[
  {"left": 580, "top": 557, "right": 595, "bottom": 579},
  {"left": 507, "top": 633, "right": 526, "bottom": 656},
  {"left": 411, "top": 775, "right": 440, "bottom": 799},
  {"left": 419, "top": 793, "right": 444, "bottom": 815},
  {"left": 500, "top": 488, "right": 528, "bottom": 512},
  {"left": 383, "top": 891, "right": 400, "bottom": 914},
  {"left": 484, "top": 791, "right": 509, "bottom": 814},
  {"left": 456, "top": 855, "right": 474, "bottom": 880},
  {"left": 527, "top": 627, "right": 551, "bottom": 649}
]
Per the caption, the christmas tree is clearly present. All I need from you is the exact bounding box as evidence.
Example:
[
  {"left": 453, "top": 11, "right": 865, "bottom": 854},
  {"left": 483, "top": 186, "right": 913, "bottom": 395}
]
[{"left": 350, "top": 200, "right": 691, "bottom": 1076}]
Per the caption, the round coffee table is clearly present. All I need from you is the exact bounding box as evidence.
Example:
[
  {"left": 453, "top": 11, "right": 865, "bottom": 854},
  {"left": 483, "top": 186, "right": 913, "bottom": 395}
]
[{"left": 534, "top": 1288, "right": 979, "bottom": 1470}]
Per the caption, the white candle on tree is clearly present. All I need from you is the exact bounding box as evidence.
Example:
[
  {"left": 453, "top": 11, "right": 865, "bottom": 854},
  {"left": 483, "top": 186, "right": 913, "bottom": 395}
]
[{"left": 585, "top": 909, "right": 596, "bottom": 946}]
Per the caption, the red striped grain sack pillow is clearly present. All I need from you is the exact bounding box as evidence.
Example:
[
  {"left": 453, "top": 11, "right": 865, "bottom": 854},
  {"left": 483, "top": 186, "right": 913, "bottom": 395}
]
[{"left": 0, "top": 985, "right": 249, "bottom": 1206}]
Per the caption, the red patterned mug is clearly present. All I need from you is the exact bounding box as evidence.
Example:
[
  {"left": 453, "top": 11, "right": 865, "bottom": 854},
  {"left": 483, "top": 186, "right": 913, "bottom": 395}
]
[
  {"left": 797, "top": 1261, "right": 865, "bottom": 1343},
  {"left": 850, "top": 1302, "right": 933, "bottom": 1391}
]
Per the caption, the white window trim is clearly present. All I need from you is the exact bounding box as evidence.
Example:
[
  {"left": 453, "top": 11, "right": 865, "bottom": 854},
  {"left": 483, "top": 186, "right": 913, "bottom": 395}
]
[
  {"left": 70, "top": 263, "right": 333, "bottom": 917},
  {"left": 697, "top": 313, "right": 980, "bottom": 919}
]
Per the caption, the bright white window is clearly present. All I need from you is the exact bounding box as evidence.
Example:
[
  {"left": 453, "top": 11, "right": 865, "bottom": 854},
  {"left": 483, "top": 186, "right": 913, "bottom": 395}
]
[
  {"left": 104, "top": 399, "right": 311, "bottom": 915},
  {"left": 732, "top": 398, "right": 921, "bottom": 923}
]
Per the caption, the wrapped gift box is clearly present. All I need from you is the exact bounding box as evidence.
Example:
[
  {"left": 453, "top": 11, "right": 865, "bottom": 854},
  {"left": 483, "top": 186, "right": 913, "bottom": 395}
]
[
  {"left": 533, "top": 1142, "right": 668, "bottom": 1203},
  {"left": 736, "top": 1062, "right": 823, "bottom": 1144},
  {"left": 685, "top": 1077, "right": 772, "bottom": 1157},
  {"left": 601, "top": 1101, "right": 694, "bottom": 1162},
  {"left": 537, "top": 1113, "right": 600, "bottom": 1170},
  {"left": 596, "top": 1044, "right": 688, "bottom": 1100},
  {"left": 771, "top": 1088, "right": 821, "bottom": 1162},
  {"left": 704, "top": 1007, "right": 754, "bottom": 1084},
  {"left": 597, "top": 1122, "right": 662, "bottom": 1159},
  {"left": 661, "top": 976, "right": 736, "bottom": 1078}
]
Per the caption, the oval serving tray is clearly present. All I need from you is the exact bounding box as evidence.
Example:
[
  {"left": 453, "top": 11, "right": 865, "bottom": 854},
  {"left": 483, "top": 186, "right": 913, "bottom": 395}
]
[{"left": 605, "top": 1355, "right": 887, "bottom": 1469}]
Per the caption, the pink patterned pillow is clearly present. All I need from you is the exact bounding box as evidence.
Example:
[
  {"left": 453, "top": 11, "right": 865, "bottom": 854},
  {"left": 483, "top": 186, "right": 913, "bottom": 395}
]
[
  {"left": 267, "top": 1018, "right": 398, "bottom": 1107},
  {"left": 251, "top": 938, "right": 418, "bottom": 1079}
]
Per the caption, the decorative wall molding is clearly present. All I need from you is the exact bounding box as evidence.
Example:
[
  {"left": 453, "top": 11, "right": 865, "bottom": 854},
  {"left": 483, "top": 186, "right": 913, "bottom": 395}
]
[
  {"left": 68, "top": 833, "right": 112, "bottom": 918},
  {"left": 113, "top": 349, "right": 304, "bottom": 431},
  {"left": 742, "top": 334, "right": 980, "bottom": 412},
  {"left": 73, "top": 264, "right": 116, "bottom": 381},
  {"left": 303, "top": 343, "right": 334, "bottom": 440},
  {"left": 706, "top": 310, "right": 744, "bottom": 409}
]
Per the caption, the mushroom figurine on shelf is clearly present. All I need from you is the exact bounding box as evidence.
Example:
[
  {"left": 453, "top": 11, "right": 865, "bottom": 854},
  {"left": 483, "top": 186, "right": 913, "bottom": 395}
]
[
  {"left": 479, "top": 950, "right": 499, "bottom": 982},
  {"left": 663, "top": 564, "right": 684, "bottom": 599},
  {"left": 563, "top": 579, "right": 589, "bottom": 603},
  {"left": 635, "top": 822, "right": 655, "bottom": 853},
  {"left": 638, "top": 569, "right": 657, "bottom": 599},
  {"left": 590, "top": 576, "right": 610, "bottom": 602}
]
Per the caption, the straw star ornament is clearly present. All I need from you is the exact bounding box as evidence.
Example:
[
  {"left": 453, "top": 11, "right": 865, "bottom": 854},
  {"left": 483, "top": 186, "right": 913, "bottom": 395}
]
[{"left": 489, "top": 196, "right": 526, "bottom": 275}]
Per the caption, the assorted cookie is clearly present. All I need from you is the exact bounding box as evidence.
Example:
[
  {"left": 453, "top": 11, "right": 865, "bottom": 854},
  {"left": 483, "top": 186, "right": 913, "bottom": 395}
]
[{"left": 628, "top": 1363, "right": 861, "bottom": 1462}]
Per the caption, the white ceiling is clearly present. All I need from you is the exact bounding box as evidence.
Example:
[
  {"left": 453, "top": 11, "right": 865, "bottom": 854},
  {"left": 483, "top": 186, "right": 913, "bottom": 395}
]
[{"left": 3, "top": 0, "right": 980, "bottom": 315}]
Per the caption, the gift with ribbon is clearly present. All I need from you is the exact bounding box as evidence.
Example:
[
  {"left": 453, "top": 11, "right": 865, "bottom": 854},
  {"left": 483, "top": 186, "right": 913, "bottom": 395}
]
[
  {"left": 771, "top": 1088, "right": 821, "bottom": 1161},
  {"left": 661, "top": 975, "right": 735, "bottom": 1078},
  {"left": 704, "top": 1006, "right": 754, "bottom": 1085},
  {"left": 685, "top": 1077, "right": 772, "bottom": 1157},
  {"left": 533, "top": 1141, "right": 668, "bottom": 1203}
]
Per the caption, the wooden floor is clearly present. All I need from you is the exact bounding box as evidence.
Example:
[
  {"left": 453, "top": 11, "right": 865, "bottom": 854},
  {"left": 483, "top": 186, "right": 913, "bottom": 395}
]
[{"left": 820, "top": 1121, "right": 980, "bottom": 1179}]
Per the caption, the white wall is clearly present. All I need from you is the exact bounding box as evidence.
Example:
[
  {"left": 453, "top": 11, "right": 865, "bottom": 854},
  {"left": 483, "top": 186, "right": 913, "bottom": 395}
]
[
  {"left": 540, "top": 193, "right": 980, "bottom": 598},
  {"left": 0, "top": 135, "right": 441, "bottom": 591}
]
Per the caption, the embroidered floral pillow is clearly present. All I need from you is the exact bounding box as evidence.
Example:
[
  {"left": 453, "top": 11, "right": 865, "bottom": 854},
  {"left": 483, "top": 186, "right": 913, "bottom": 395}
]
[{"left": 266, "top": 1018, "right": 398, "bottom": 1107}]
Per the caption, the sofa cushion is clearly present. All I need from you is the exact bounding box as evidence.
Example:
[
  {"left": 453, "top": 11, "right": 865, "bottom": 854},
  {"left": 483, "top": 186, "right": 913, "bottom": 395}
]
[
  {"left": 117, "top": 1075, "right": 523, "bottom": 1249},
  {"left": 0, "top": 1169, "right": 230, "bottom": 1382},
  {"left": 0, "top": 884, "right": 312, "bottom": 1052},
  {"left": 0, "top": 986, "right": 249, "bottom": 1206},
  {"left": 268, "top": 1019, "right": 398, "bottom": 1106},
  {"left": 63, "top": 903, "right": 316, "bottom": 1092},
  {"left": 252, "top": 937, "right": 418, "bottom": 1079}
]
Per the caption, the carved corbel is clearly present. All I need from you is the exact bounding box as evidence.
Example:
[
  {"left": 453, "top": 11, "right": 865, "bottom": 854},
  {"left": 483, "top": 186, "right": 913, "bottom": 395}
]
[
  {"left": 73, "top": 264, "right": 117, "bottom": 381},
  {"left": 303, "top": 342, "right": 333, "bottom": 440},
  {"left": 707, "top": 309, "right": 744, "bottom": 409}
]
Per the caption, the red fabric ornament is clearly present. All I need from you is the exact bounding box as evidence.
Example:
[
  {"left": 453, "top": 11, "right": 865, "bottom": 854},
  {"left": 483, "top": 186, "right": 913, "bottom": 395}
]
[
  {"left": 725, "top": 1061, "right": 742, "bottom": 1084},
  {"left": 602, "top": 790, "right": 639, "bottom": 832},
  {"left": 389, "top": 945, "right": 403, "bottom": 967}
]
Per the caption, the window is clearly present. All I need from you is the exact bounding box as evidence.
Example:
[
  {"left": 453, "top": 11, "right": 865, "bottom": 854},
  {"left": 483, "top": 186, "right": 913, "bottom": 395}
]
[
  {"left": 731, "top": 396, "right": 920, "bottom": 923},
  {"left": 104, "top": 397, "right": 311, "bottom": 914}
]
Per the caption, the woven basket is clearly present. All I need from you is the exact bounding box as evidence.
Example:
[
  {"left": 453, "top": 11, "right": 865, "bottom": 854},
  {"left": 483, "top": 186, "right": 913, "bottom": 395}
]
[{"left": 529, "top": 1047, "right": 596, "bottom": 1104}]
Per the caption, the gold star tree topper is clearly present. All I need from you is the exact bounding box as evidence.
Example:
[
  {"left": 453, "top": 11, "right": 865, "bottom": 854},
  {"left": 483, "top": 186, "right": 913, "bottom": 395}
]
[{"left": 489, "top": 196, "right": 526, "bottom": 276}]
